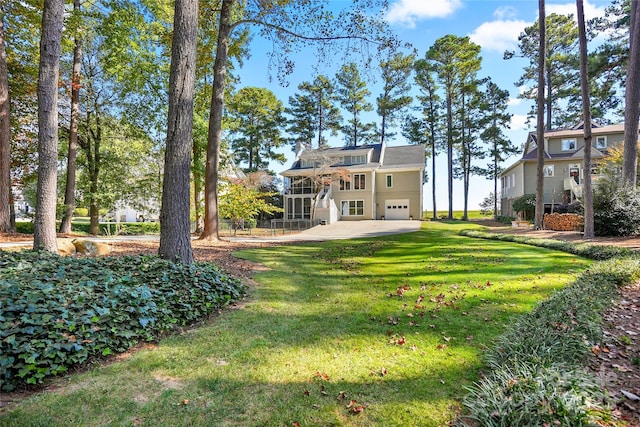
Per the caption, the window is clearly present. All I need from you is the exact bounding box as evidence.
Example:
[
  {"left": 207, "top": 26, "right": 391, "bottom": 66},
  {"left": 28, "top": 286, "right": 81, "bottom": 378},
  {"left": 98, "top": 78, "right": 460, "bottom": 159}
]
[
  {"left": 561, "top": 139, "right": 576, "bottom": 151},
  {"left": 543, "top": 165, "right": 554, "bottom": 177},
  {"left": 340, "top": 176, "right": 351, "bottom": 191},
  {"left": 341, "top": 200, "right": 364, "bottom": 216},
  {"left": 386, "top": 174, "right": 393, "bottom": 188},
  {"left": 351, "top": 154, "right": 367, "bottom": 164},
  {"left": 596, "top": 136, "right": 607, "bottom": 149},
  {"left": 301, "top": 159, "right": 320, "bottom": 168},
  {"left": 353, "top": 173, "right": 366, "bottom": 190}
]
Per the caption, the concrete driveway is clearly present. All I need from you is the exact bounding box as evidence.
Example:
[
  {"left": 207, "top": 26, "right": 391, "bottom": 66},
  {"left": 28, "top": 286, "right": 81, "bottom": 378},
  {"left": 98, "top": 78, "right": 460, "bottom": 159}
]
[
  {"left": 242, "top": 220, "right": 423, "bottom": 242},
  {"left": 0, "top": 221, "right": 423, "bottom": 249}
]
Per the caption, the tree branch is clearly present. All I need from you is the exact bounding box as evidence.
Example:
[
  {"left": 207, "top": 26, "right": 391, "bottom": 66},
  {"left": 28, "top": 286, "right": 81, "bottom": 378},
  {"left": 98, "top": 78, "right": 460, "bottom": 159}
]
[{"left": 231, "top": 18, "right": 383, "bottom": 45}]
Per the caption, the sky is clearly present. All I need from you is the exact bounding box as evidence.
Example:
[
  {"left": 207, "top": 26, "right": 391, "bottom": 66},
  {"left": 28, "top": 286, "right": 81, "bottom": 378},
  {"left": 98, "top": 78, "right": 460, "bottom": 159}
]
[{"left": 233, "top": 0, "right": 616, "bottom": 213}]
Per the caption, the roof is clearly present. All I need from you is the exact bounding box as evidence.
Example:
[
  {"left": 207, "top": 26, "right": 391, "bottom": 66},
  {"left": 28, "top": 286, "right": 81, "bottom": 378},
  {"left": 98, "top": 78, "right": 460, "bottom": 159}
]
[
  {"left": 280, "top": 143, "right": 423, "bottom": 176},
  {"left": 379, "top": 145, "right": 425, "bottom": 169}
]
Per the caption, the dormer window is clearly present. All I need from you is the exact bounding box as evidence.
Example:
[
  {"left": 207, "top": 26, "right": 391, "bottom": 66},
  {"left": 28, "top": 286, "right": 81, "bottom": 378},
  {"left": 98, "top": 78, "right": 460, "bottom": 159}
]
[
  {"left": 561, "top": 139, "right": 576, "bottom": 151},
  {"left": 301, "top": 159, "right": 321, "bottom": 168},
  {"left": 351, "top": 154, "right": 367, "bottom": 164},
  {"left": 595, "top": 136, "right": 607, "bottom": 149}
]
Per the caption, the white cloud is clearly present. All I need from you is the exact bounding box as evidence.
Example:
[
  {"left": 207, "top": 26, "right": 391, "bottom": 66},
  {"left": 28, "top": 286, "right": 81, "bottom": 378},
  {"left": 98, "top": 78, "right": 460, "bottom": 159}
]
[
  {"left": 507, "top": 97, "right": 522, "bottom": 107},
  {"left": 469, "top": 19, "right": 531, "bottom": 52},
  {"left": 510, "top": 114, "right": 530, "bottom": 131},
  {"left": 493, "top": 6, "right": 518, "bottom": 20},
  {"left": 547, "top": 0, "right": 607, "bottom": 21},
  {"left": 385, "top": 0, "right": 462, "bottom": 28}
]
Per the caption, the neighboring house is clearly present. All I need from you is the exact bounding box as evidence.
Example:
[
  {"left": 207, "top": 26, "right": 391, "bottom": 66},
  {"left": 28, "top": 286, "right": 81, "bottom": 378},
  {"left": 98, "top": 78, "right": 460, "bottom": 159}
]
[
  {"left": 499, "top": 122, "right": 632, "bottom": 217},
  {"left": 280, "top": 143, "right": 425, "bottom": 223}
]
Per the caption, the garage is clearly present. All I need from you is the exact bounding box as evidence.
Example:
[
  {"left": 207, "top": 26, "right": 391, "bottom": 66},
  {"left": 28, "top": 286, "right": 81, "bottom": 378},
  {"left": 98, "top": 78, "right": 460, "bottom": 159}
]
[{"left": 384, "top": 199, "right": 410, "bottom": 220}]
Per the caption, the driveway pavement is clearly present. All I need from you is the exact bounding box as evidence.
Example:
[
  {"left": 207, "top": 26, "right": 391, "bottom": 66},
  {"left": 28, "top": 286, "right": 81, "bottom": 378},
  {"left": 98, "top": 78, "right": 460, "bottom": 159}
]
[
  {"left": 0, "top": 220, "right": 422, "bottom": 248},
  {"left": 231, "top": 220, "right": 422, "bottom": 242}
]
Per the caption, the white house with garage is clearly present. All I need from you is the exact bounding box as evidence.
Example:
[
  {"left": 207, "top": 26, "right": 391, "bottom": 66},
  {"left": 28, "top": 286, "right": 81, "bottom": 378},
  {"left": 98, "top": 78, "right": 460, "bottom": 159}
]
[{"left": 280, "top": 143, "right": 425, "bottom": 223}]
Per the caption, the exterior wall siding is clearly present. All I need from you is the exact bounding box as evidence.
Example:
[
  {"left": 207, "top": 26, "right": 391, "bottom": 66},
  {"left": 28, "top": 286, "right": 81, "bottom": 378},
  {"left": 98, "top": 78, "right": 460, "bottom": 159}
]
[{"left": 375, "top": 171, "right": 422, "bottom": 220}]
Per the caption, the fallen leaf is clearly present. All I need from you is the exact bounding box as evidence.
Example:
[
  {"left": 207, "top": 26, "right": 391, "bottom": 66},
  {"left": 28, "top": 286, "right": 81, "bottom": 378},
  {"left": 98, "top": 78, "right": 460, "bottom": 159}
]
[
  {"left": 351, "top": 405, "right": 364, "bottom": 414},
  {"left": 337, "top": 391, "right": 347, "bottom": 401},
  {"left": 294, "top": 423, "right": 301, "bottom": 427},
  {"left": 346, "top": 399, "right": 358, "bottom": 409},
  {"left": 313, "top": 371, "right": 330, "bottom": 380},
  {"left": 303, "top": 390, "right": 310, "bottom": 396}
]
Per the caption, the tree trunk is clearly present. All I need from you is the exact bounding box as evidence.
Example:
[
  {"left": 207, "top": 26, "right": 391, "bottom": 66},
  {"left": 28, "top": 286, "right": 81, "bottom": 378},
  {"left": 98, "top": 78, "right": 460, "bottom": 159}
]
[
  {"left": 33, "top": 0, "right": 64, "bottom": 252},
  {"left": 0, "top": 11, "right": 12, "bottom": 232},
  {"left": 193, "top": 144, "right": 204, "bottom": 234},
  {"left": 446, "top": 92, "right": 453, "bottom": 220},
  {"left": 88, "top": 115, "right": 101, "bottom": 236},
  {"left": 59, "top": 0, "right": 83, "bottom": 234},
  {"left": 158, "top": 0, "right": 198, "bottom": 264},
  {"left": 201, "top": 0, "right": 232, "bottom": 241},
  {"left": 431, "top": 130, "right": 437, "bottom": 220},
  {"left": 535, "top": 0, "right": 546, "bottom": 230},
  {"left": 577, "top": 0, "right": 594, "bottom": 238},
  {"left": 623, "top": 0, "right": 640, "bottom": 187},
  {"left": 493, "top": 155, "right": 498, "bottom": 219}
]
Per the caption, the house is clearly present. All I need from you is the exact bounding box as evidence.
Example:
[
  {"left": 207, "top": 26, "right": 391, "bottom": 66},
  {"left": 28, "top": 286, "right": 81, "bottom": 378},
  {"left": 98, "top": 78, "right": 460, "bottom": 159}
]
[
  {"left": 280, "top": 143, "right": 425, "bottom": 223},
  {"left": 499, "top": 122, "right": 632, "bottom": 217}
]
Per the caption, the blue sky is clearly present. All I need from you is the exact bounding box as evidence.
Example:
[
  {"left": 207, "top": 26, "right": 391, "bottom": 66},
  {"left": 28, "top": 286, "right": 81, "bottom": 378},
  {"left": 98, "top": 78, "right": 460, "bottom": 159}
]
[{"left": 234, "top": 0, "right": 615, "bottom": 212}]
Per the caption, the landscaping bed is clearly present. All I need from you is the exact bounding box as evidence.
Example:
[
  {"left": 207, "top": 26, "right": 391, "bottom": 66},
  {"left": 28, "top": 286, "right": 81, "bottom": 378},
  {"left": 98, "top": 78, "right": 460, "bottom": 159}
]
[{"left": 0, "top": 248, "right": 245, "bottom": 392}]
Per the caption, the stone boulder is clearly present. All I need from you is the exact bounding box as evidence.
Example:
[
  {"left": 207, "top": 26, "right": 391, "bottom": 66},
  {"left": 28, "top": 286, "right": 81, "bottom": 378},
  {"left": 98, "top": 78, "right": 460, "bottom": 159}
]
[
  {"left": 73, "top": 239, "right": 112, "bottom": 256},
  {"left": 57, "top": 238, "right": 77, "bottom": 256}
]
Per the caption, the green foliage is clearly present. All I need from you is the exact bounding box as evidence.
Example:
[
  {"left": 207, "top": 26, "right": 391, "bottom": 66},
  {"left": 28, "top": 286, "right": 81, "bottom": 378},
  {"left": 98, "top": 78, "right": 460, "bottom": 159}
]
[
  {"left": 334, "top": 62, "right": 377, "bottom": 146},
  {"left": 593, "top": 182, "right": 640, "bottom": 236},
  {"left": 0, "top": 250, "right": 244, "bottom": 391},
  {"left": 285, "top": 75, "right": 341, "bottom": 150},
  {"left": 496, "top": 215, "right": 515, "bottom": 224},
  {"left": 218, "top": 182, "right": 282, "bottom": 235},
  {"left": 512, "top": 194, "right": 536, "bottom": 219},
  {"left": 459, "top": 230, "right": 640, "bottom": 426},
  {"left": 461, "top": 364, "right": 609, "bottom": 427},
  {"left": 460, "top": 229, "right": 634, "bottom": 260},
  {"left": 226, "top": 87, "right": 286, "bottom": 172},
  {"left": 14, "top": 221, "right": 160, "bottom": 236}
]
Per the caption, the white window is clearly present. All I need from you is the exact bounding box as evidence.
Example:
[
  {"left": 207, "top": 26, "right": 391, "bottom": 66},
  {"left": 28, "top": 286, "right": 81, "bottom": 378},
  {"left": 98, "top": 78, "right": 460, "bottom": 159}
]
[
  {"left": 301, "top": 159, "right": 320, "bottom": 168},
  {"left": 543, "top": 165, "right": 554, "bottom": 177},
  {"left": 596, "top": 136, "right": 607, "bottom": 149},
  {"left": 351, "top": 154, "right": 367, "bottom": 164},
  {"left": 386, "top": 174, "right": 393, "bottom": 188},
  {"left": 511, "top": 174, "right": 515, "bottom": 188},
  {"left": 341, "top": 200, "right": 364, "bottom": 216},
  {"left": 340, "top": 176, "right": 351, "bottom": 191},
  {"left": 561, "top": 139, "right": 576, "bottom": 151},
  {"left": 353, "top": 173, "right": 366, "bottom": 190}
]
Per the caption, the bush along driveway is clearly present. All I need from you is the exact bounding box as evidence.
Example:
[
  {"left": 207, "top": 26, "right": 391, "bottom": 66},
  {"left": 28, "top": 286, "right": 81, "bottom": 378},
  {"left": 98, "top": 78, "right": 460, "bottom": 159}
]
[{"left": 0, "top": 223, "right": 596, "bottom": 426}]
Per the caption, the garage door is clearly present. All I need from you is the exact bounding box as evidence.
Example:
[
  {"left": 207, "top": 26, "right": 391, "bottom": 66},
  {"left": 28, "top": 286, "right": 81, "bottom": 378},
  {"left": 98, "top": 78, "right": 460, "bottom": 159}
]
[{"left": 384, "top": 199, "right": 410, "bottom": 220}]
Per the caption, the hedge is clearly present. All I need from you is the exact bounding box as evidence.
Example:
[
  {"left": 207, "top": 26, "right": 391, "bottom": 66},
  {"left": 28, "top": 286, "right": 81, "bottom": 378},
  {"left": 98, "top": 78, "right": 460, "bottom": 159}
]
[{"left": 457, "top": 229, "right": 640, "bottom": 426}]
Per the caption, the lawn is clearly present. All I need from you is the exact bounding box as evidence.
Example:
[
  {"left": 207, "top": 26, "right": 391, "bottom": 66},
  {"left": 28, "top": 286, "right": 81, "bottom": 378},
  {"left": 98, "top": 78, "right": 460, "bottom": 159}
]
[{"left": 0, "top": 222, "right": 590, "bottom": 427}]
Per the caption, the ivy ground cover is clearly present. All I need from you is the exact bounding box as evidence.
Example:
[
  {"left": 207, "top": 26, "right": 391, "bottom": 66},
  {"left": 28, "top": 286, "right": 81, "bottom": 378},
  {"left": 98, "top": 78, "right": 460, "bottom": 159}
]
[{"left": 0, "top": 222, "right": 590, "bottom": 426}]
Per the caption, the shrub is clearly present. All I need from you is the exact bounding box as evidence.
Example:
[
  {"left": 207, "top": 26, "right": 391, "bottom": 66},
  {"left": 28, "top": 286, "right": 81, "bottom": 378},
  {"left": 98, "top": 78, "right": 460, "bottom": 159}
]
[
  {"left": 593, "top": 182, "right": 640, "bottom": 236},
  {"left": 460, "top": 364, "right": 610, "bottom": 427},
  {"left": 0, "top": 251, "right": 244, "bottom": 391},
  {"left": 512, "top": 194, "right": 536, "bottom": 220},
  {"left": 458, "top": 230, "right": 640, "bottom": 426},
  {"left": 496, "top": 215, "right": 515, "bottom": 224}
]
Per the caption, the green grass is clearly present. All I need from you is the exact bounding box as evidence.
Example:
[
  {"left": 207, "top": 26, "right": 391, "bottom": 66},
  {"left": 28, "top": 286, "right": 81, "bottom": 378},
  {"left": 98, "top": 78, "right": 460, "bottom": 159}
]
[
  {"left": 424, "top": 210, "right": 490, "bottom": 220},
  {"left": 0, "top": 222, "right": 590, "bottom": 427}
]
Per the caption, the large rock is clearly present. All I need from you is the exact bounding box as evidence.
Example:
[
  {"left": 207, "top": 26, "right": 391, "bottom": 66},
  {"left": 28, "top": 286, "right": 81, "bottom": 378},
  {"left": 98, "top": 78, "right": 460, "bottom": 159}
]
[
  {"left": 73, "top": 239, "right": 112, "bottom": 256},
  {"left": 57, "top": 238, "right": 77, "bottom": 256}
]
